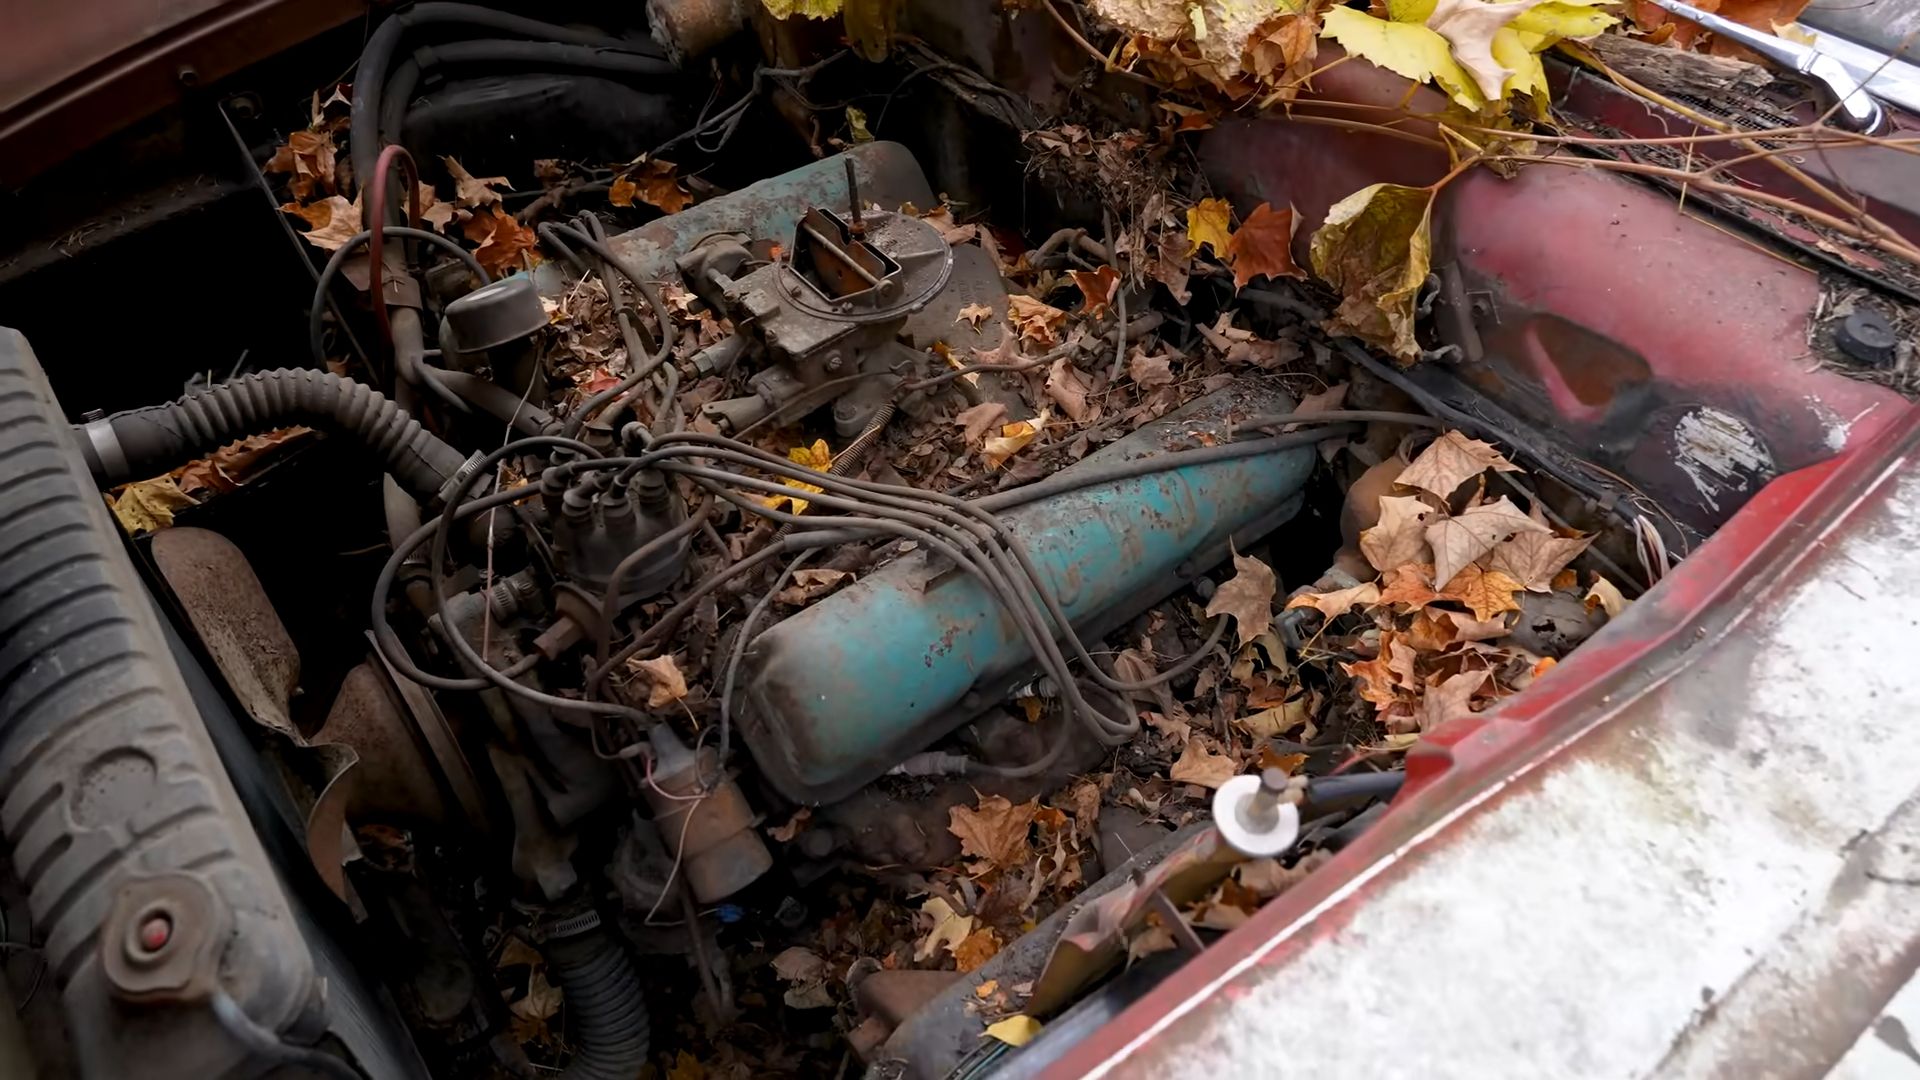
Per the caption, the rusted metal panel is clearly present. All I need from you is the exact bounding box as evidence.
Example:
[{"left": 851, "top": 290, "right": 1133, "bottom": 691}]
[
  {"left": 0, "top": 0, "right": 364, "bottom": 185},
  {"left": 1052, "top": 404, "right": 1920, "bottom": 1078}
]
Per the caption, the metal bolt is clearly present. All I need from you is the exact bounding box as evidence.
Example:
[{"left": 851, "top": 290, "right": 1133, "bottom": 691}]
[
  {"left": 136, "top": 913, "right": 172, "bottom": 955},
  {"left": 1238, "top": 768, "right": 1289, "bottom": 832},
  {"left": 176, "top": 65, "right": 200, "bottom": 87},
  {"left": 823, "top": 351, "right": 844, "bottom": 373}
]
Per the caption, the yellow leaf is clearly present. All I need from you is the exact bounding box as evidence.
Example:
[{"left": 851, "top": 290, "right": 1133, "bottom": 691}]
[
  {"left": 762, "top": 0, "right": 843, "bottom": 16},
  {"left": 762, "top": 439, "right": 833, "bottom": 513},
  {"left": 1186, "top": 198, "right": 1233, "bottom": 259},
  {"left": 1320, "top": 7, "right": 1483, "bottom": 111},
  {"left": 982, "top": 410, "right": 1047, "bottom": 470},
  {"left": 842, "top": 0, "right": 901, "bottom": 61},
  {"left": 108, "top": 477, "right": 198, "bottom": 535},
  {"left": 986, "top": 1015, "right": 1043, "bottom": 1047},
  {"left": 1308, "top": 182, "right": 1435, "bottom": 364},
  {"left": 1427, "top": 0, "right": 1554, "bottom": 101},
  {"left": 915, "top": 896, "right": 975, "bottom": 961},
  {"left": 1585, "top": 575, "right": 1629, "bottom": 617},
  {"left": 1510, "top": 1, "right": 1618, "bottom": 38},
  {"left": 847, "top": 106, "right": 874, "bottom": 143}
]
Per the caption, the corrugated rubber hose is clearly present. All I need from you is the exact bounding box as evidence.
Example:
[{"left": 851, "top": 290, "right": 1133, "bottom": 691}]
[
  {"left": 74, "top": 368, "right": 469, "bottom": 500},
  {"left": 543, "top": 924, "right": 650, "bottom": 1080}
]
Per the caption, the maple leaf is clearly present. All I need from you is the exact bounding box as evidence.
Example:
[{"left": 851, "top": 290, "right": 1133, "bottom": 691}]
[
  {"left": 1205, "top": 553, "right": 1277, "bottom": 646},
  {"left": 1045, "top": 356, "right": 1093, "bottom": 422},
  {"left": 1361, "top": 495, "right": 1438, "bottom": 572},
  {"left": 1285, "top": 582, "right": 1383, "bottom": 619},
  {"left": 281, "top": 195, "right": 362, "bottom": 251},
  {"left": 611, "top": 159, "right": 693, "bottom": 214},
  {"left": 762, "top": 439, "right": 832, "bottom": 512},
  {"left": 1489, "top": 530, "right": 1591, "bottom": 591},
  {"left": 1444, "top": 610, "right": 1513, "bottom": 640},
  {"left": 1068, "top": 265, "right": 1120, "bottom": 319},
  {"left": 1169, "top": 736, "right": 1239, "bottom": 789},
  {"left": 1307, "top": 182, "right": 1434, "bottom": 363},
  {"left": 108, "top": 477, "right": 197, "bottom": 535},
  {"left": 956, "top": 302, "right": 993, "bottom": 329},
  {"left": 443, "top": 156, "right": 510, "bottom": 208},
  {"left": 1343, "top": 654, "right": 1402, "bottom": 708},
  {"left": 1320, "top": 7, "right": 1484, "bottom": 111},
  {"left": 1007, "top": 295, "right": 1069, "bottom": 347},
  {"left": 1244, "top": 10, "right": 1320, "bottom": 86},
  {"left": 1376, "top": 563, "right": 1443, "bottom": 609},
  {"left": 461, "top": 206, "right": 540, "bottom": 277},
  {"left": 948, "top": 793, "right": 1039, "bottom": 870},
  {"left": 627, "top": 654, "right": 689, "bottom": 708},
  {"left": 955, "top": 401, "right": 1008, "bottom": 446},
  {"left": 1186, "top": 198, "right": 1233, "bottom": 259},
  {"left": 1439, "top": 562, "right": 1526, "bottom": 621},
  {"left": 1396, "top": 430, "right": 1521, "bottom": 500},
  {"left": 1225, "top": 202, "right": 1305, "bottom": 288},
  {"left": 1417, "top": 670, "right": 1487, "bottom": 731},
  {"left": 1426, "top": 496, "right": 1548, "bottom": 587}
]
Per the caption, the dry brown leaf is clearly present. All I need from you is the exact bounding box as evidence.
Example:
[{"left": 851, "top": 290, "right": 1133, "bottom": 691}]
[
  {"left": 1226, "top": 202, "right": 1305, "bottom": 288},
  {"left": 1046, "top": 356, "right": 1093, "bottom": 422},
  {"left": 443, "top": 156, "right": 510, "bottom": 208},
  {"left": 1062, "top": 780, "right": 1101, "bottom": 837},
  {"left": 1396, "top": 430, "right": 1520, "bottom": 500},
  {"left": 1343, "top": 654, "right": 1401, "bottom": 708},
  {"left": 1308, "top": 182, "right": 1433, "bottom": 363},
  {"left": 1008, "top": 295, "right": 1069, "bottom": 347},
  {"left": 1290, "top": 382, "right": 1348, "bottom": 419},
  {"left": 775, "top": 568, "right": 851, "bottom": 605},
  {"left": 948, "top": 794, "right": 1039, "bottom": 870},
  {"left": 1285, "top": 582, "right": 1382, "bottom": 619},
  {"left": 618, "top": 159, "right": 693, "bottom": 214},
  {"left": 1169, "top": 737, "right": 1239, "bottom": 789},
  {"left": 956, "top": 402, "right": 1008, "bottom": 446},
  {"left": 1377, "top": 562, "right": 1444, "bottom": 610},
  {"left": 1585, "top": 575, "right": 1629, "bottom": 617},
  {"left": 1068, "top": 265, "right": 1120, "bottom": 319},
  {"left": 1361, "top": 495, "right": 1438, "bottom": 572},
  {"left": 1425, "top": 496, "right": 1548, "bottom": 588},
  {"left": 1144, "top": 711, "right": 1191, "bottom": 747},
  {"left": 1128, "top": 349, "right": 1175, "bottom": 387},
  {"left": 768, "top": 807, "right": 812, "bottom": 842},
  {"left": 953, "top": 928, "right": 1002, "bottom": 973},
  {"left": 956, "top": 302, "right": 993, "bottom": 329},
  {"left": 628, "top": 654, "right": 689, "bottom": 708},
  {"left": 1244, "top": 11, "right": 1320, "bottom": 87},
  {"left": 1417, "top": 670, "right": 1487, "bottom": 732},
  {"left": 1235, "top": 696, "right": 1315, "bottom": 739},
  {"left": 1489, "top": 530, "right": 1592, "bottom": 591},
  {"left": 462, "top": 206, "right": 540, "bottom": 277},
  {"left": 281, "top": 195, "right": 362, "bottom": 251},
  {"left": 1442, "top": 611, "right": 1513, "bottom": 641},
  {"left": 1438, "top": 563, "right": 1526, "bottom": 622},
  {"left": 1205, "top": 553, "right": 1277, "bottom": 646}
]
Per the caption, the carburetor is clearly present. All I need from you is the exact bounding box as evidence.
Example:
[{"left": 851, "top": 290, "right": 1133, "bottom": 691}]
[{"left": 677, "top": 161, "right": 953, "bottom": 436}]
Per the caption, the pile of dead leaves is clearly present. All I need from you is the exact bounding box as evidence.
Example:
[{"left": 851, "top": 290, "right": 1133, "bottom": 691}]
[
  {"left": 106, "top": 427, "right": 315, "bottom": 535},
  {"left": 1287, "top": 429, "right": 1628, "bottom": 738}
]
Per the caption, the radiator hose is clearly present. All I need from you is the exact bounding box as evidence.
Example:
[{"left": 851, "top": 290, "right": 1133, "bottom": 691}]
[
  {"left": 542, "top": 921, "right": 650, "bottom": 1080},
  {"left": 74, "top": 368, "right": 470, "bottom": 500}
]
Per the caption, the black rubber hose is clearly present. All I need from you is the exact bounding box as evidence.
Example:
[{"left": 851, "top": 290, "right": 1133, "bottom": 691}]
[
  {"left": 351, "top": 4, "right": 665, "bottom": 193},
  {"left": 75, "top": 368, "right": 469, "bottom": 500},
  {"left": 543, "top": 925, "right": 650, "bottom": 1080}
]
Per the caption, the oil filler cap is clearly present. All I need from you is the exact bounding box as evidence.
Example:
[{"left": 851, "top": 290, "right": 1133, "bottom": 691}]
[
  {"left": 1835, "top": 310, "right": 1898, "bottom": 368},
  {"left": 446, "top": 275, "right": 547, "bottom": 353}
]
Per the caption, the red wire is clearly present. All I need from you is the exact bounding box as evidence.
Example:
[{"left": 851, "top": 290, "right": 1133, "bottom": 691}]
[{"left": 365, "top": 144, "right": 422, "bottom": 357}]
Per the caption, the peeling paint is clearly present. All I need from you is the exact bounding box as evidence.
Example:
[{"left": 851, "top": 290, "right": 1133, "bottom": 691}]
[{"left": 1672, "top": 407, "right": 1775, "bottom": 512}]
